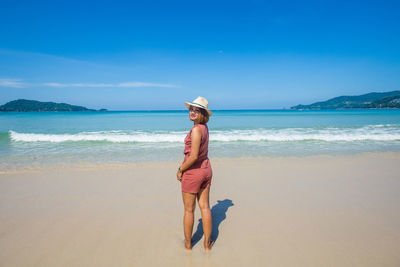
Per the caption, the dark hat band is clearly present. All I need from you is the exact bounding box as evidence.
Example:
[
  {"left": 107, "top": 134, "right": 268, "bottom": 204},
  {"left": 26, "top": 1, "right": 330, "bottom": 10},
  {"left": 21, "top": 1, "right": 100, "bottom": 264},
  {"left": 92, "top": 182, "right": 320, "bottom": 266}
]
[{"left": 190, "top": 102, "right": 207, "bottom": 109}]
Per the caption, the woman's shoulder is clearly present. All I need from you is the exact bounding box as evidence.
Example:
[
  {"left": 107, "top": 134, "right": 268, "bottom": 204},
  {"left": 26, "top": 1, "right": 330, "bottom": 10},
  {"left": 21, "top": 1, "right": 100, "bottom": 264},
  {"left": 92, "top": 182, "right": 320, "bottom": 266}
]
[
  {"left": 192, "top": 124, "right": 208, "bottom": 135},
  {"left": 191, "top": 124, "right": 202, "bottom": 132},
  {"left": 193, "top": 124, "right": 209, "bottom": 137}
]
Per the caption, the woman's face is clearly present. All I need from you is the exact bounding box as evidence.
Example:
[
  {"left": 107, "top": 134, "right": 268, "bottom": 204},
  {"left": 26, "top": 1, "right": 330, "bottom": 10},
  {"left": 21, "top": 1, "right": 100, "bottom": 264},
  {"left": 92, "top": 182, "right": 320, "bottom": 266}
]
[{"left": 189, "top": 106, "right": 202, "bottom": 122}]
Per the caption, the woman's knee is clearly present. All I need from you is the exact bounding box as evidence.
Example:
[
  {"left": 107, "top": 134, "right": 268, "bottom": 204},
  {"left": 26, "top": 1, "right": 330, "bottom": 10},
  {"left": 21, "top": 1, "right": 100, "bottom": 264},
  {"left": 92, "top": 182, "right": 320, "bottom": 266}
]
[
  {"left": 182, "top": 191, "right": 196, "bottom": 212},
  {"left": 198, "top": 201, "right": 210, "bottom": 210},
  {"left": 184, "top": 203, "right": 196, "bottom": 212}
]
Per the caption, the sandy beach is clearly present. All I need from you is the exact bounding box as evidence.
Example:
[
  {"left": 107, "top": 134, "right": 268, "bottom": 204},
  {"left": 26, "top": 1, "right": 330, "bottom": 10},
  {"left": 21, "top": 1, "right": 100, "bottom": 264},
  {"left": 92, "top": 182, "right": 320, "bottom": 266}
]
[{"left": 1, "top": 152, "right": 400, "bottom": 266}]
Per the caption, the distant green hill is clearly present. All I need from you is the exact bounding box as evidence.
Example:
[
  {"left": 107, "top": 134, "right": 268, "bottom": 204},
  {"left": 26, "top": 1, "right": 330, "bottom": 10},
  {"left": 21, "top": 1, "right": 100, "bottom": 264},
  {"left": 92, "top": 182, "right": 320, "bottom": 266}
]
[
  {"left": 291, "top": 91, "right": 400, "bottom": 110},
  {"left": 366, "top": 95, "right": 400, "bottom": 108},
  {"left": 0, "top": 99, "right": 97, "bottom": 112}
]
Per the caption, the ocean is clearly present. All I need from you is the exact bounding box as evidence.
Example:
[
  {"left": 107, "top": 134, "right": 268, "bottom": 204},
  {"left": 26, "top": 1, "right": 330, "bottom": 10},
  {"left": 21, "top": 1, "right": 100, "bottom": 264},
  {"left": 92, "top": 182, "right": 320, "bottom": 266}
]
[{"left": 1, "top": 109, "right": 400, "bottom": 170}]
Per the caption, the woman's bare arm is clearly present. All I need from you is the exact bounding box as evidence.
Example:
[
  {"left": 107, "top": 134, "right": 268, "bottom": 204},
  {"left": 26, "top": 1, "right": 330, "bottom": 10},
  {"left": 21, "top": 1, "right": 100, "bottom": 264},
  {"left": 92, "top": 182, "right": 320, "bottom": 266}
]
[{"left": 179, "top": 126, "right": 202, "bottom": 172}]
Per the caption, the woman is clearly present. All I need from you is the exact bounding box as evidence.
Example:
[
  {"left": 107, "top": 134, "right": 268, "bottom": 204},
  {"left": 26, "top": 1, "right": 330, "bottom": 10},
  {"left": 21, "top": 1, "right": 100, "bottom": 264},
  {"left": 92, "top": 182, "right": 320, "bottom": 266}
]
[{"left": 177, "top": 96, "right": 213, "bottom": 251}]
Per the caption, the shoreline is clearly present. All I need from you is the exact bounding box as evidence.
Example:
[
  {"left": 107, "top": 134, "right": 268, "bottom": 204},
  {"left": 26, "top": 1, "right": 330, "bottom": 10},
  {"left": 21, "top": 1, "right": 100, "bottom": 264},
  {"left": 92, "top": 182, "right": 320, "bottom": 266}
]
[{"left": 1, "top": 151, "right": 400, "bottom": 175}]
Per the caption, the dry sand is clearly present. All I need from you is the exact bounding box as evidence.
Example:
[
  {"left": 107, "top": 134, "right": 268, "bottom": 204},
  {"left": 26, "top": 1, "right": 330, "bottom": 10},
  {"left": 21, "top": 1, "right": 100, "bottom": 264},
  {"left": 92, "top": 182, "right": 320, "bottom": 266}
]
[{"left": 0, "top": 153, "right": 400, "bottom": 266}]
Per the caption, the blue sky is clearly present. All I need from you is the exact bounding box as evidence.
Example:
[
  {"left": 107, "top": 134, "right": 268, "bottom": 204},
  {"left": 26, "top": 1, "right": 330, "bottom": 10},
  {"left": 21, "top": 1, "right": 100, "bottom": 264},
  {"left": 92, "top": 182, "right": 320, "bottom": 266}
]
[{"left": 1, "top": 0, "right": 399, "bottom": 110}]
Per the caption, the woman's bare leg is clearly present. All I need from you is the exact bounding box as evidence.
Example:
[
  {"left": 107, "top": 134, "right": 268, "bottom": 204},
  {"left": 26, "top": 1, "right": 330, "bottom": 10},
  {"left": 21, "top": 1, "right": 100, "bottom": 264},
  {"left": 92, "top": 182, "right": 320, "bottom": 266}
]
[
  {"left": 182, "top": 191, "right": 196, "bottom": 250},
  {"left": 197, "top": 187, "right": 213, "bottom": 251}
]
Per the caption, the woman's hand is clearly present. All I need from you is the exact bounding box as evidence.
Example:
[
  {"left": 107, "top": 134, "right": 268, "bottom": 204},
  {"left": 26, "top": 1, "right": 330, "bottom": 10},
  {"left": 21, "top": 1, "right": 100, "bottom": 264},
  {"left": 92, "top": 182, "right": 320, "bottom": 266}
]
[{"left": 176, "top": 169, "right": 183, "bottom": 182}]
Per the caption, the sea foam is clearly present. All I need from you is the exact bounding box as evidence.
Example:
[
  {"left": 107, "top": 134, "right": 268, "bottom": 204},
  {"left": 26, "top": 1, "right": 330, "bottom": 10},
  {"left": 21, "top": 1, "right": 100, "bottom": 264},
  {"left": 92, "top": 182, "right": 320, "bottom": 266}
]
[
  {"left": 8, "top": 125, "right": 400, "bottom": 143},
  {"left": 9, "top": 130, "right": 185, "bottom": 143}
]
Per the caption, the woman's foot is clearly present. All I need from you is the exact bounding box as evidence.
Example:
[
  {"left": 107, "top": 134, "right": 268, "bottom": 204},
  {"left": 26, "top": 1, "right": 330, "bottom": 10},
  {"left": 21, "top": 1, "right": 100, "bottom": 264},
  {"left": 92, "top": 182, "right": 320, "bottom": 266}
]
[
  {"left": 184, "top": 239, "right": 192, "bottom": 250},
  {"left": 204, "top": 240, "right": 214, "bottom": 251}
]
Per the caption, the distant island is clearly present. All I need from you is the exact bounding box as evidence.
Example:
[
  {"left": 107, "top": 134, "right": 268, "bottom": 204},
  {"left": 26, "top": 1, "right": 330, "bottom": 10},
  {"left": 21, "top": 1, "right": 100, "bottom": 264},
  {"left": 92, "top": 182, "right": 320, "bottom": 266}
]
[
  {"left": 0, "top": 99, "right": 107, "bottom": 112},
  {"left": 291, "top": 91, "right": 400, "bottom": 110}
]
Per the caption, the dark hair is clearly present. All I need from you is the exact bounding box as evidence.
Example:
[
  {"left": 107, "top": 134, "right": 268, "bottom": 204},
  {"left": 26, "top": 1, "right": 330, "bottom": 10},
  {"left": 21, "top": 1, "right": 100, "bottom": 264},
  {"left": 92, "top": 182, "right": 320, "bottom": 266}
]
[{"left": 198, "top": 108, "right": 209, "bottom": 124}]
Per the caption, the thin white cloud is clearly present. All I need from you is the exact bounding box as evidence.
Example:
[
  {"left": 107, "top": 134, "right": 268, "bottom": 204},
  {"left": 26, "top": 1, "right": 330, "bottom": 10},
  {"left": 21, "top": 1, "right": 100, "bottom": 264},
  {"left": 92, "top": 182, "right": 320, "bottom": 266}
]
[
  {"left": 117, "top": 82, "right": 177, "bottom": 88},
  {"left": 42, "top": 83, "right": 113, "bottom": 87},
  {"left": 0, "top": 78, "right": 26, "bottom": 88},
  {"left": 42, "top": 82, "right": 178, "bottom": 88},
  {"left": 0, "top": 79, "right": 178, "bottom": 89}
]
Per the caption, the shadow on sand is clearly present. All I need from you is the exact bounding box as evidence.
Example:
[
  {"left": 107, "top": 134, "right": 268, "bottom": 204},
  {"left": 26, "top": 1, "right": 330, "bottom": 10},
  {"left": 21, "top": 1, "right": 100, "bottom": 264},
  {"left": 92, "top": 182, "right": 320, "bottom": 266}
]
[{"left": 191, "top": 199, "right": 234, "bottom": 247}]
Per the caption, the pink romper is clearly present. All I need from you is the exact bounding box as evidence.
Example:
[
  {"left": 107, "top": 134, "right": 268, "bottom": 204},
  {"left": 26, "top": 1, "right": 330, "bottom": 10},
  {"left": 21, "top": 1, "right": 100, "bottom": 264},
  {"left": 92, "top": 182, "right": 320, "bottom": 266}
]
[{"left": 181, "top": 124, "right": 213, "bottom": 194}]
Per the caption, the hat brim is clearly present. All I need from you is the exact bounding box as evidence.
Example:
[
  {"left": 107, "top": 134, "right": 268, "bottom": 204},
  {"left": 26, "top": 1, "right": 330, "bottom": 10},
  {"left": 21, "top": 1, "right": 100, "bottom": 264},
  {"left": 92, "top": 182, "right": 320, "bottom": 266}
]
[{"left": 184, "top": 102, "right": 212, "bottom": 116}]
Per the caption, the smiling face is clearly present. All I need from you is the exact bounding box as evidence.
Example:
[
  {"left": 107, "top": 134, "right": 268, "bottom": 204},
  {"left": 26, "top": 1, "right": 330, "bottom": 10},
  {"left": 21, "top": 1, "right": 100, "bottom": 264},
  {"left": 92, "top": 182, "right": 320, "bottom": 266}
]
[
  {"left": 189, "top": 105, "right": 209, "bottom": 124},
  {"left": 189, "top": 106, "right": 202, "bottom": 122}
]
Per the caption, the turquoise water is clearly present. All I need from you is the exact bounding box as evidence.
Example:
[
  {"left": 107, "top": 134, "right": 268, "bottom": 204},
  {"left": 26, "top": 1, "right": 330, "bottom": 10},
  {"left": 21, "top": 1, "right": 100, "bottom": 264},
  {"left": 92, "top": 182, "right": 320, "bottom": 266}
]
[{"left": 1, "top": 109, "right": 400, "bottom": 170}]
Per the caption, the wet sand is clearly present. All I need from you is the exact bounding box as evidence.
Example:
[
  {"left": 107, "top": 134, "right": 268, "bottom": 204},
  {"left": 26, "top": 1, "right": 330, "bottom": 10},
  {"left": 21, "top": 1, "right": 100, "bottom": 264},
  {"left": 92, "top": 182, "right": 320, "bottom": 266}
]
[{"left": 0, "top": 153, "right": 400, "bottom": 266}]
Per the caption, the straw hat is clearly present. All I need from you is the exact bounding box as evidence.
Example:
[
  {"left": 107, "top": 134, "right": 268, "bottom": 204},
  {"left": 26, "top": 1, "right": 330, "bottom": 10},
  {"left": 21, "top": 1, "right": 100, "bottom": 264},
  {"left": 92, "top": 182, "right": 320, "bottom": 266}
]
[{"left": 184, "top": 96, "right": 212, "bottom": 116}]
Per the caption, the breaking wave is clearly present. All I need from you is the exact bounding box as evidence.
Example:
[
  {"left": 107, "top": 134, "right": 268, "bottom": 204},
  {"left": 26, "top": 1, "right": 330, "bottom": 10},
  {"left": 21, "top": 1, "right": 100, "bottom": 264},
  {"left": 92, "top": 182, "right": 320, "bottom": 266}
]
[{"left": 8, "top": 125, "right": 400, "bottom": 143}]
